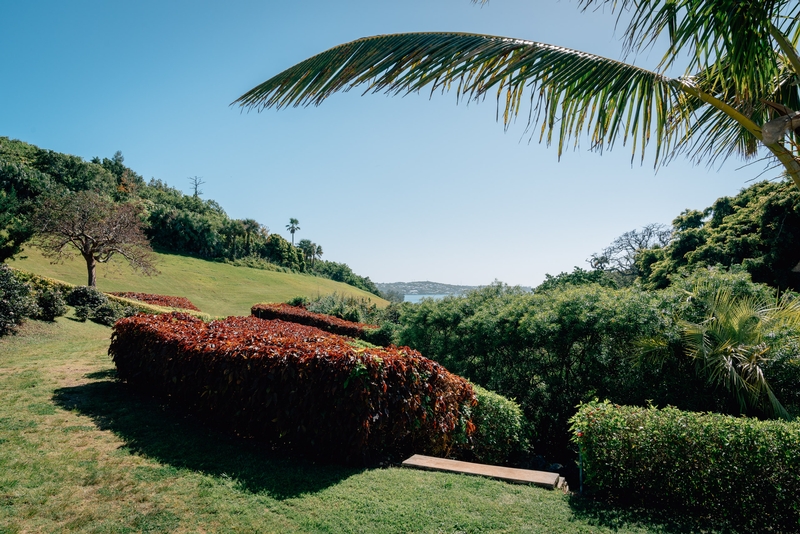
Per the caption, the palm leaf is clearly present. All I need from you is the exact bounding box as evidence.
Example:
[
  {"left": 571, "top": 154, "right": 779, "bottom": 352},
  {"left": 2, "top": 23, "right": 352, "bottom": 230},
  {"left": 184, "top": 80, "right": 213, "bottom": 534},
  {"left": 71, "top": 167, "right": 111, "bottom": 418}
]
[
  {"left": 234, "top": 32, "right": 691, "bottom": 163},
  {"left": 680, "top": 285, "right": 797, "bottom": 419},
  {"left": 579, "top": 0, "right": 786, "bottom": 99},
  {"left": 666, "top": 54, "right": 800, "bottom": 166}
]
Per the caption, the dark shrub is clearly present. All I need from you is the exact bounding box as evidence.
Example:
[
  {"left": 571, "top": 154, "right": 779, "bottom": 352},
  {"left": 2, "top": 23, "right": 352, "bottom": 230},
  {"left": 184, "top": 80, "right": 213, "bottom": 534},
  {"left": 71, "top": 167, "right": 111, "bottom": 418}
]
[
  {"left": 0, "top": 264, "right": 37, "bottom": 336},
  {"left": 67, "top": 286, "right": 107, "bottom": 309},
  {"left": 34, "top": 288, "right": 67, "bottom": 321},
  {"left": 286, "top": 296, "right": 308, "bottom": 307},
  {"left": 73, "top": 305, "right": 91, "bottom": 322},
  {"left": 570, "top": 400, "right": 800, "bottom": 532},
  {"left": 91, "top": 301, "right": 135, "bottom": 326}
]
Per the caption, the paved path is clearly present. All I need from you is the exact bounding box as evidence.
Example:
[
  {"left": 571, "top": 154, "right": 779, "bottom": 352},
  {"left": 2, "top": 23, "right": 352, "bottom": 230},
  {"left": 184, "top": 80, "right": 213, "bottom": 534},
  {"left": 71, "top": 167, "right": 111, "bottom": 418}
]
[{"left": 401, "top": 454, "right": 567, "bottom": 490}]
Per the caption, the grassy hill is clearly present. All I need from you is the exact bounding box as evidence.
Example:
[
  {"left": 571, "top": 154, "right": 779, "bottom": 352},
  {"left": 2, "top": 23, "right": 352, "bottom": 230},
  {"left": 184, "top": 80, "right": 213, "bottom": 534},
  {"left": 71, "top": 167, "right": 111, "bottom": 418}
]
[{"left": 9, "top": 248, "right": 387, "bottom": 317}]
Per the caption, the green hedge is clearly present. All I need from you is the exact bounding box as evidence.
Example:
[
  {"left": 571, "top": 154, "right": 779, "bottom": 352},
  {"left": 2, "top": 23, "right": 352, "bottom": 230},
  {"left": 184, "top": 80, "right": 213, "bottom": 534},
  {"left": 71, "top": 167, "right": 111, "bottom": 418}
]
[
  {"left": 570, "top": 400, "right": 800, "bottom": 531},
  {"left": 454, "top": 383, "right": 527, "bottom": 465}
]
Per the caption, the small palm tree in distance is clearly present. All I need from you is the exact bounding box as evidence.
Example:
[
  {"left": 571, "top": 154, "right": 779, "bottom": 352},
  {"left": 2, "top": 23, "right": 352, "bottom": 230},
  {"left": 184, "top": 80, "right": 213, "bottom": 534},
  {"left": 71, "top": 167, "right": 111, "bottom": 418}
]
[{"left": 286, "top": 218, "right": 300, "bottom": 246}]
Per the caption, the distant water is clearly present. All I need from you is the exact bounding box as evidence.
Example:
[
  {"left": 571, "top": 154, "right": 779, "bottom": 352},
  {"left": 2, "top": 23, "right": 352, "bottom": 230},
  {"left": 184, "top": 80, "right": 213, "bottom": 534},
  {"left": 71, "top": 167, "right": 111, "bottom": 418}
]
[{"left": 404, "top": 294, "right": 452, "bottom": 303}]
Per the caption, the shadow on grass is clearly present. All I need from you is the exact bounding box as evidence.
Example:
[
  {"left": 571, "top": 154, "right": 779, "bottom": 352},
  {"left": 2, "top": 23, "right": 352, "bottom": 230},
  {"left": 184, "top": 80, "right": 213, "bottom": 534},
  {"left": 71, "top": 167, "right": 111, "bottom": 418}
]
[
  {"left": 52, "top": 376, "right": 362, "bottom": 500},
  {"left": 566, "top": 494, "right": 735, "bottom": 534}
]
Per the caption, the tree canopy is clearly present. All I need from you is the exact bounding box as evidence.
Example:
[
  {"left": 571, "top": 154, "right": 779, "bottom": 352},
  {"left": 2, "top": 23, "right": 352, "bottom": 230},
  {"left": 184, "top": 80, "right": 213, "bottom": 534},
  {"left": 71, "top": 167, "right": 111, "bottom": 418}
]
[
  {"left": 634, "top": 179, "right": 800, "bottom": 291},
  {"left": 33, "top": 191, "right": 157, "bottom": 287}
]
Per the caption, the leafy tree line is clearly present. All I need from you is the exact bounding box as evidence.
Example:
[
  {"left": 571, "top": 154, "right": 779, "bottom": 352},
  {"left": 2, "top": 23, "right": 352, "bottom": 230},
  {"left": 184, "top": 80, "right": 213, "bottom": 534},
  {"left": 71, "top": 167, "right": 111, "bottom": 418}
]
[
  {"left": 592, "top": 178, "right": 800, "bottom": 292},
  {"left": 0, "top": 137, "right": 381, "bottom": 296},
  {"left": 387, "top": 268, "right": 800, "bottom": 462}
]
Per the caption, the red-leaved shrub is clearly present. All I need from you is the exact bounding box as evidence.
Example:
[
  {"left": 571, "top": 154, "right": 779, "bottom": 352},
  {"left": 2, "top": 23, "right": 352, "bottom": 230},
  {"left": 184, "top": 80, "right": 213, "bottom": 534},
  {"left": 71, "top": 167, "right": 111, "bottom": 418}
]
[
  {"left": 109, "top": 292, "right": 201, "bottom": 311},
  {"left": 110, "top": 313, "right": 475, "bottom": 463},
  {"left": 251, "top": 303, "right": 375, "bottom": 338}
]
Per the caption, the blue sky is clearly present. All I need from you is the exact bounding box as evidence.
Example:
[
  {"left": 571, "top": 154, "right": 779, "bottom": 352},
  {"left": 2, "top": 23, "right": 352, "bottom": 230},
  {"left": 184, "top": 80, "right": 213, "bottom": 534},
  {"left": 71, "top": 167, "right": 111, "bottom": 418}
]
[{"left": 1, "top": 0, "right": 759, "bottom": 286}]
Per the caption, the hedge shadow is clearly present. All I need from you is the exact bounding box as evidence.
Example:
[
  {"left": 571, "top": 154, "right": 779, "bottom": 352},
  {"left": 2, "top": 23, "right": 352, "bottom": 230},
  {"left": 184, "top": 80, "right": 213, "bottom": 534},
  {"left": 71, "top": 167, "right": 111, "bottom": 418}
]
[{"left": 52, "top": 371, "right": 362, "bottom": 499}]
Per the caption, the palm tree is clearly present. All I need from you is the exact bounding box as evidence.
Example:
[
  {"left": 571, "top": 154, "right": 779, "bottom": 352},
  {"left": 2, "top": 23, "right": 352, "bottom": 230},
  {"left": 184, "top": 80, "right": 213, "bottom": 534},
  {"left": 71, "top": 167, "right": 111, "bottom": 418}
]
[
  {"left": 235, "top": 1, "right": 800, "bottom": 187},
  {"left": 642, "top": 285, "right": 800, "bottom": 419},
  {"left": 297, "top": 238, "right": 315, "bottom": 264},
  {"left": 241, "top": 218, "right": 261, "bottom": 256},
  {"left": 315, "top": 244, "right": 323, "bottom": 265},
  {"left": 286, "top": 218, "right": 300, "bottom": 245}
]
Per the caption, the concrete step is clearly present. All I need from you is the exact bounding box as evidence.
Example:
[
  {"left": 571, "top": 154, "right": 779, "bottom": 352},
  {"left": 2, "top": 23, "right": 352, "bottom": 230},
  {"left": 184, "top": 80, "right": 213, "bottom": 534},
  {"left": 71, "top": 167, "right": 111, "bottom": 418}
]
[{"left": 401, "top": 454, "right": 564, "bottom": 490}]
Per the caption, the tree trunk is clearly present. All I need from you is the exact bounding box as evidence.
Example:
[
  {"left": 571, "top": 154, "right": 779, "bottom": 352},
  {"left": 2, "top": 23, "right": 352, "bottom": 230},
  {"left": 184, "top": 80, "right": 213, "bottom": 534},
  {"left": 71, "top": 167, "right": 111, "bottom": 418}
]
[{"left": 84, "top": 254, "right": 97, "bottom": 287}]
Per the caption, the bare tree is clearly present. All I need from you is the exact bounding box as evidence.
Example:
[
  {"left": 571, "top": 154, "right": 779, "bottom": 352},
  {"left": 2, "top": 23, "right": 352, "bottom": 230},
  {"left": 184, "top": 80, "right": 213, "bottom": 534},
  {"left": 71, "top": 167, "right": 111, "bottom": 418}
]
[
  {"left": 590, "top": 223, "right": 672, "bottom": 283},
  {"left": 188, "top": 176, "right": 205, "bottom": 198},
  {"left": 33, "top": 190, "right": 157, "bottom": 287}
]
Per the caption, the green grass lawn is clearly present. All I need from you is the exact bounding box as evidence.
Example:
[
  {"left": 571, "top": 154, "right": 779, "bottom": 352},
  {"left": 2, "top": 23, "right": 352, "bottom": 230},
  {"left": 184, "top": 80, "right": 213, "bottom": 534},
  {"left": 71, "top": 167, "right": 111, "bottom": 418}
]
[
  {"left": 0, "top": 315, "right": 699, "bottom": 533},
  {"left": 9, "top": 249, "right": 387, "bottom": 317}
]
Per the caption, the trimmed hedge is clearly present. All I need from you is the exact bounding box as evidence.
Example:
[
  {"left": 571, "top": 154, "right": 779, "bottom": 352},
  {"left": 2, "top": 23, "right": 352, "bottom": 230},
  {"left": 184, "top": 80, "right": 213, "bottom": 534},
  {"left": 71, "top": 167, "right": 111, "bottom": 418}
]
[
  {"left": 251, "top": 303, "right": 380, "bottom": 341},
  {"left": 110, "top": 313, "right": 475, "bottom": 463},
  {"left": 109, "top": 292, "right": 201, "bottom": 311},
  {"left": 455, "top": 383, "right": 528, "bottom": 465},
  {"left": 570, "top": 400, "right": 800, "bottom": 531},
  {"left": 10, "top": 268, "right": 73, "bottom": 295}
]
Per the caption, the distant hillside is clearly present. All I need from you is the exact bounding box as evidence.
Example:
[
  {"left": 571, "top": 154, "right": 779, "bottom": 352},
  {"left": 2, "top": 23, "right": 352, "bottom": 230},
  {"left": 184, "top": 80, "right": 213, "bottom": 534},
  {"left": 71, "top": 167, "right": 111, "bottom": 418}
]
[
  {"left": 11, "top": 248, "right": 387, "bottom": 317},
  {"left": 376, "top": 281, "right": 479, "bottom": 296}
]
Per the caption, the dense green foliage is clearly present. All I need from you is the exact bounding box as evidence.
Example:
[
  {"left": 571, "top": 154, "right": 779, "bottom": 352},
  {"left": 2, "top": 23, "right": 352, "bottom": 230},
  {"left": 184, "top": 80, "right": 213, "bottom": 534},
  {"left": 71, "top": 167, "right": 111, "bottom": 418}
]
[
  {"left": 636, "top": 179, "right": 800, "bottom": 291},
  {"left": 457, "top": 383, "right": 527, "bottom": 466},
  {"left": 0, "top": 265, "right": 77, "bottom": 335},
  {"left": 310, "top": 260, "right": 381, "bottom": 296},
  {"left": 66, "top": 285, "right": 108, "bottom": 309},
  {"left": 394, "top": 271, "right": 800, "bottom": 460},
  {"left": 64, "top": 285, "right": 137, "bottom": 325},
  {"left": 0, "top": 265, "right": 38, "bottom": 335},
  {"left": 33, "top": 287, "right": 67, "bottom": 322},
  {"left": 571, "top": 400, "right": 800, "bottom": 532}
]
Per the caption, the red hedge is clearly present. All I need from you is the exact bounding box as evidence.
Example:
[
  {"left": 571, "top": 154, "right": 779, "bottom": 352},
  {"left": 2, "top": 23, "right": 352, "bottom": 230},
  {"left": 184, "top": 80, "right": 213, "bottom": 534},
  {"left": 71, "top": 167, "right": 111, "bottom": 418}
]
[
  {"left": 251, "top": 303, "right": 377, "bottom": 339},
  {"left": 109, "top": 292, "right": 201, "bottom": 311},
  {"left": 110, "top": 313, "right": 475, "bottom": 463}
]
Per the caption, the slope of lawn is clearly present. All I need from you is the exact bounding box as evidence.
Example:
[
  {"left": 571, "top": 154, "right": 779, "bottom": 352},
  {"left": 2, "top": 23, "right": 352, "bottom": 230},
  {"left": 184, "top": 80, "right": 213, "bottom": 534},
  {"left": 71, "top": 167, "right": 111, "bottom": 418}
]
[
  {"left": 9, "top": 248, "right": 387, "bottom": 317},
  {"left": 0, "top": 315, "right": 724, "bottom": 533}
]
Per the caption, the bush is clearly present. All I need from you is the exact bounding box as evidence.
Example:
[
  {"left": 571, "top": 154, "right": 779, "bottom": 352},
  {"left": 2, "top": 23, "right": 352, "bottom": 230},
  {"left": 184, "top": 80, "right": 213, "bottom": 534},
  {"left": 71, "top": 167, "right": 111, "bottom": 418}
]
[
  {"left": 34, "top": 288, "right": 67, "bottom": 321},
  {"left": 303, "top": 292, "right": 380, "bottom": 324},
  {"left": 10, "top": 269, "right": 73, "bottom": 295},
  {"left": 66, "top": 286, "right": 107, "bottom": 309},
  {"left": 110, "top": 313, "right": 475, "bottom": 463},
  {"left": 73, "top": 305, "right": 91, "bottom": 322},
  {"left": 91, "top": 301, "right": 136, "bottom": 326},
  {"left": 456, "top": 383, "right": 528, "bottom": 465},
  {"left": 570, "top": 400, "right": 800, "bottom": 531},
  {"left": 108, "top": 292, "right": 200, "bottom": 311},
  {"left": 0, "top": 264, "right": 37, "bottom": 336}
]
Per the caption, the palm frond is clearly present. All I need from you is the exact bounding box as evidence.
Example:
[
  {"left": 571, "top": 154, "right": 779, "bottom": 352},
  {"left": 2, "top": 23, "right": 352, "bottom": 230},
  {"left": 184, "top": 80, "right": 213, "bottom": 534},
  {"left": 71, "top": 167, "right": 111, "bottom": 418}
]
[
  {"left": 234, "top": 32, "right": 691, "bottom": 163},
  {"left": 634, "top": 336, "right": 672, "bottom": 368},
  {"left": 579, "top": 0, "right": 787, "bottom": 100},
  {"left": 668, "top": 54, "right": 800, "bottom": 167},
  {"left": 679, "top": 285, "right": 798, "bottom": 419}
]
